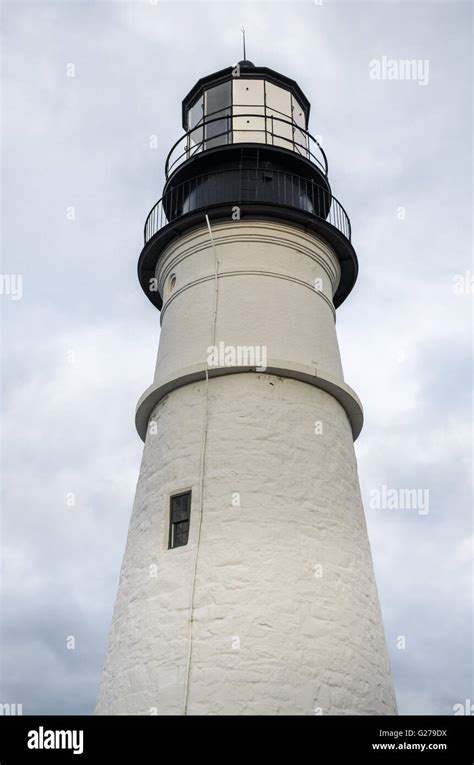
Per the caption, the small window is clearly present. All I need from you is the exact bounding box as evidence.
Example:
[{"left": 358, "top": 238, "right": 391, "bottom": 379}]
[{"left": 169, "top": 492, "right": 191, "bottom": 549}]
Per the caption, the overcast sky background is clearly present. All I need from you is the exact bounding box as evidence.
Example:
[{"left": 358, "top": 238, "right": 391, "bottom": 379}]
[{"left": 1, "top": 0, "right": 472, "bottom": 715}]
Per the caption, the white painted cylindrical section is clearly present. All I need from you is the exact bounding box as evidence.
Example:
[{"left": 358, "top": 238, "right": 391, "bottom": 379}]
[
  {"left": 154, "top": 221, "right": 343, "bottom": 384},
  {"left": 96, "top": 373, "right": 397, "bottom": 715},
  {"left": 96, "top": 218, "right": 397, "bottom": 715}
]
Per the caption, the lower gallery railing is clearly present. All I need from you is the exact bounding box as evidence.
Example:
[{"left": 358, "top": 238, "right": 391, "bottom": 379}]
[{"left": 144, "top": 167, "right": 351, "bottom": 244}]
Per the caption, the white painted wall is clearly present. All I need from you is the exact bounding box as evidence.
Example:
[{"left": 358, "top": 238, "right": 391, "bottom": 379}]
[
  {"left": 97, "top": 375, "right": 397, "bottom": 715},
  {"left": 154, "top": 221, "right": 343, "bottom": 383},
  {"left": 96, "top": 219, "right": 397, "bottom": 715}
]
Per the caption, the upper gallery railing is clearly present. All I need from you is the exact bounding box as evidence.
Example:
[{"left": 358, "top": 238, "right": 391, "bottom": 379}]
[{"left": 165, "top": 111, "right": 328, "bottom": 180}]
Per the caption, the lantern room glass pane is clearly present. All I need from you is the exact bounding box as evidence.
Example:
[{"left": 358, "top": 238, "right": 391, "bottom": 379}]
[
  {"left": 265, "top": 82, "right": 293, "bottom": 151},
  {"left": 265, "top": 81, "right": 292, "bottom": 118},
  {"left": 204, "top": 82, "right": 231, "bottom": 149},
  {"left": 187, "top": 95, "right": 204, "bottom": 154},
  {"left": 292, "top": 95, "right": 309, "bottom": 158}
]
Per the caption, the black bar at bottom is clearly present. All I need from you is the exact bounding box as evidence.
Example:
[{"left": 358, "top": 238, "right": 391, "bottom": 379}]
[{"left": 0, "top": 714, "right": 472, "bottom": 762}]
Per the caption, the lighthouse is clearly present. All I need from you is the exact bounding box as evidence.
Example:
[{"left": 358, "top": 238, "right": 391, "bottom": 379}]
[{"left": 96, "top": 59, "right": 397, "bottom": 716}]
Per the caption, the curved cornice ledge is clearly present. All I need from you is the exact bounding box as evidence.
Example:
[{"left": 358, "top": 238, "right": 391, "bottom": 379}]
[{"left": 136, "top": 360, "right": 363, "bottom": 443}]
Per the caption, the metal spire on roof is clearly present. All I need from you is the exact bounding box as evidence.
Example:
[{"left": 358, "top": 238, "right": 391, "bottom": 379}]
[{"left": 240, "top": 27, "right": 246, "bottom": 60}]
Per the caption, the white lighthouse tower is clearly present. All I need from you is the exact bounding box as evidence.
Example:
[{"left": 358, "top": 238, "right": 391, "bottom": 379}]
[{"left": 96, "top": 59, "right": 397, "bottom": 716}]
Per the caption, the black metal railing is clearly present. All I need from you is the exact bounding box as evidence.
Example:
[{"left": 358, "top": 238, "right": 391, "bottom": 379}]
[
  {"left": 143, "top": 167, "right": 351, "bottom": 245},
  {"left": 165, "top": 112, "right": 328, "bottom": 179}
]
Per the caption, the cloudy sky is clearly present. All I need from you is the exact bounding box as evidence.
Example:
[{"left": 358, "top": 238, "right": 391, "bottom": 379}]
[{"left": 1, "top": 0, "right": 472, "bottom": 715}]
